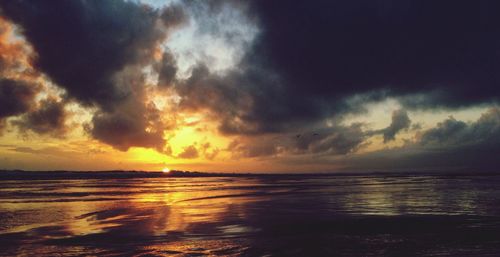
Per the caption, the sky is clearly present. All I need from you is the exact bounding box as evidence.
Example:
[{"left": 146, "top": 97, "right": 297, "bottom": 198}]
[{"left": 0, "top": 0, "right": 499, "bottom": 173}]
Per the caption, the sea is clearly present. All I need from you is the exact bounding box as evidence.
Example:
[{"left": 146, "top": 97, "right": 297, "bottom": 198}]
[{"left": 1, "top": 174, "right": 500, "bottom": 256}]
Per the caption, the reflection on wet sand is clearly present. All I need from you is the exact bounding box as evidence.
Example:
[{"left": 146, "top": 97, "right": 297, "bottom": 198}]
[{"left": 1, "top": 175, "right": 500, "bottom": 256}]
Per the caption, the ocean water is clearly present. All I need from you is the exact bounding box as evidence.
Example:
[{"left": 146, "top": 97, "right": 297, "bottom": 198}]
[{"left": 1, "top": 175, "right": 500, "bottom": 256}]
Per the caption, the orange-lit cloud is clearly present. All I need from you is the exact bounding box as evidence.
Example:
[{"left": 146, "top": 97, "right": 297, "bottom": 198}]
[{"left": 0, "top": 1, "right": 499, "bottom": 173}]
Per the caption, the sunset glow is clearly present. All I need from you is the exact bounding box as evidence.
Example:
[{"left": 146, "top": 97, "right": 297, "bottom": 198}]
[
  {"left": 0, "top": 0, "right": 499, "bottom": 173},
  {"left": 2, "top": 1, "right": 500, "bottom": 256}
]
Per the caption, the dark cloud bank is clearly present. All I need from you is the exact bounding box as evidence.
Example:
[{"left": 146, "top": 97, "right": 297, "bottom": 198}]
[
  {"left": 13, "top": 98, "right": 67, "bottom": 136},
  {"left": 0, "top": 0, "right": 185, "bottom": 151},
  {"left": 174, "top": 0, "right": 500, "bottom": 139},
  {"left": 341, "top": 107, "right": 500, "bottom": 172},
  {"left": 1, "top": 0, "right": 182, "bottom": 108},
  {"left": 0, "top": 79, "right": 37, "bottom": 121},
  {"left": 1, "top": 0, "right": 500, "bottom": 170}
]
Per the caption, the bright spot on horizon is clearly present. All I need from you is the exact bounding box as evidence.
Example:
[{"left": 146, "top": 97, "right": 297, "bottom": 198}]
[{"left": 162, "top": 167, "right": 170, "bottom": 173}]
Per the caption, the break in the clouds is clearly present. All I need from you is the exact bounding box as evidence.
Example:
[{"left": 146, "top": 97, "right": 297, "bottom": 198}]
[{"left": 1, "top": 0, "right": 500, "bottom": 172}]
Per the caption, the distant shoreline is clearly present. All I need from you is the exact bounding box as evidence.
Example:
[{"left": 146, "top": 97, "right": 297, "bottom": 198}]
[{"left": 1, "top": 169, "right": 500, "bottom": 180}]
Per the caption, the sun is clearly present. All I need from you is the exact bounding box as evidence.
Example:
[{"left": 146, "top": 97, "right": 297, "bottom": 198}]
[{"left": 162, "top": 167, "right": 170, "bottom": 173}]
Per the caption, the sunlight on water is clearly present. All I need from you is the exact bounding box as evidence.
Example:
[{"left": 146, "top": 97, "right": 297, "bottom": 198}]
[{"left": 1, "top": 175, "right": 500, "bottom": 256}]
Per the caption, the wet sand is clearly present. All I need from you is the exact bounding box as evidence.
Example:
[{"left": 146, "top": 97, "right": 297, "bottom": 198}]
[{"left": 1, "top": 175, "right": 500, "bottom": 256}]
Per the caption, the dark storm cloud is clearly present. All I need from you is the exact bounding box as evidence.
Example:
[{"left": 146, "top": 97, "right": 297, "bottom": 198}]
[
  {"left": 86, "top": 65, "right": 172, "bottom": 152},
  {"left": 247, "top": 0, "right": 500, "bottom": 104},
  {"left": 2, "top": 0, "right": 499, "bottom": 162},
  {"left": 364, "top": 108, "right": 412, "bottom": 142},
  {"left": 291, "top": 123, "right": 367, "bottom": 156},
  {"left": 0, "top": 0, "right": 164, "bottom": 108},
  {"left": 177, "top": 64, "right": 274, "bottom": 134},
  {"left": 224, "top": 105, "right": 500, "bottom": 166},
  {"left": 157, "top": 50, "right": 178, "bottom": 87},
  {"left": 89, "top": 97, "right": 167, "bottom": 152},
  {"left": 0, "top": 0, "right": 186, "bottom": 150},
  {"left": 160, "top": 0, "right": 330, "bottom": 136},
  {"left": 382, "top": 109, "right": 411, "bottom": 143},
  {"left": 155, "top": 4, "right": 186, "bottom": 88},
  {"left": 14, "top": 98, "right": 67, "bottom": 136},
  {"left": 419, "top": 117, "right": 467, "bottom": 146},
  {"left": 419, "top": 108, "right": 500, "bottom": 148},
  {"left": 173, "top": 0, "right": 500, "bottom": 138},
  {"left": 339, "top": 108, "right": 500, "bottom": 171},
  {"left": 0, "top": 78, "right": 37, "bottom": 120},
  {"left": 160, "top": 3, "right": 188, "bottom": 28},
  {"left": 178, "top": 62, "right": 327, "bottom": 135},
  {"left": 310, "top": 126, "right": 366, "bottom": 155},
  {"left": 226, "top": 123, "right": 367, "bottom": 159}
]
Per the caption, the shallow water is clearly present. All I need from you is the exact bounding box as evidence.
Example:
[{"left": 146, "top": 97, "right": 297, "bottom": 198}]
[{"left": 1, "top": 175, "right": 500, "bottom": 256}]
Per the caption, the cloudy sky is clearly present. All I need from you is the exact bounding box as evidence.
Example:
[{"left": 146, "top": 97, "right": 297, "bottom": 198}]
[{"left": 0, "top": 0, "right": 499, "bottom": 173}]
